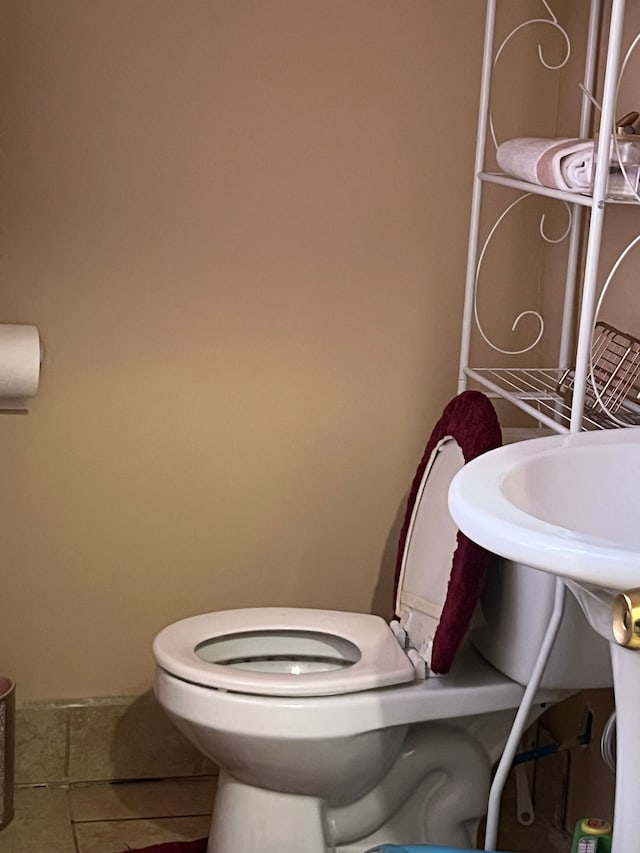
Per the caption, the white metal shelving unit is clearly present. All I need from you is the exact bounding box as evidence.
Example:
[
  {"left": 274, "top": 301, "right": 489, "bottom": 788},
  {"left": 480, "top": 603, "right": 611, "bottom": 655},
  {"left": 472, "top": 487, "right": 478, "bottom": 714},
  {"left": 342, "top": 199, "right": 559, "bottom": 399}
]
[
  {"left": 459, "top": 0, "right": 639, "bottom": 434},
  {"left": 458, "top": 2, "right": 636, "bottom": 849}
]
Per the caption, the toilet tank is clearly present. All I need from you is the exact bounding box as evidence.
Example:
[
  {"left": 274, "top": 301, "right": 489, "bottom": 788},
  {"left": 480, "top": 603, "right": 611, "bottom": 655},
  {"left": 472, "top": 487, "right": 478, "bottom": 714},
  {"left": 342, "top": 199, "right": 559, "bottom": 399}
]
[{"left": 470, "top": 557, "right": 613, "bottom": 690}]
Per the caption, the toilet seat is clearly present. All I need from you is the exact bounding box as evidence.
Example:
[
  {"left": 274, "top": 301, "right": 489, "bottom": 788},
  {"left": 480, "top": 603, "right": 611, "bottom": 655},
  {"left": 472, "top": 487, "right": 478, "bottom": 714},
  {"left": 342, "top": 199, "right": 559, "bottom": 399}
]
[
  {"left": 154, "top": 391, "right": 502, "bottom": 697},
  {"left": 153, "top": 607, "right": 416, "bottom": 696},
  {"left": 153, "top": 423, "right": 466, "bottom": 698}
]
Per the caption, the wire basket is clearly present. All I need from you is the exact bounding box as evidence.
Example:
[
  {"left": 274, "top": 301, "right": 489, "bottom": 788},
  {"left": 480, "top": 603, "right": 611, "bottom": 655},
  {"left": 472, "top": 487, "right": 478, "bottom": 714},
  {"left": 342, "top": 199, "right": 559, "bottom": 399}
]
[{"left": 558, "top": 322, "right": 640, "bottom": 416}]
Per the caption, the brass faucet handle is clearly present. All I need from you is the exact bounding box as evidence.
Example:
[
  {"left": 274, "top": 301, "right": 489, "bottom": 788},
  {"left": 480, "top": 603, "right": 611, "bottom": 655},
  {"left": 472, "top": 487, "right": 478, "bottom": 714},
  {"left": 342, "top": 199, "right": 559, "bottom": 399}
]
[{"left": 613, "top": 590, "right": 640, "bottom": 648}]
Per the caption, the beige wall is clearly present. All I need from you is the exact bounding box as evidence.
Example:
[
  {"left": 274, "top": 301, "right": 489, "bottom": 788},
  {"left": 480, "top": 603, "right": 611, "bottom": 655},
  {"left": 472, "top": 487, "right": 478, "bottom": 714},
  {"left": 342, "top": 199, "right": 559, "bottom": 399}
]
[
  {"left": 593, "top": 2, "right": 640, "bottom": 335},
  {"left": 0, "top": 1, "right": 486, "bottom": 700}
]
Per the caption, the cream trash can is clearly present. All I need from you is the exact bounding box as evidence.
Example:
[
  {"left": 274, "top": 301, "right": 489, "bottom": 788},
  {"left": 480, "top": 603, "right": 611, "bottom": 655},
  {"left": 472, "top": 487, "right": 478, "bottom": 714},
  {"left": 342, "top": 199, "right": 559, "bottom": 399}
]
[{"left": 0, "top": 677, "right": 15, "bottom": 830}]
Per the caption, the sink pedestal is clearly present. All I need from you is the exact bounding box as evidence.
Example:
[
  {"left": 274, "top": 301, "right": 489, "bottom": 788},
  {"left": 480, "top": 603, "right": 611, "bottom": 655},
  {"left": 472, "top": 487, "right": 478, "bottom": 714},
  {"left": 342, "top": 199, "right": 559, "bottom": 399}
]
[
  {"left": 447, "top": 428, "right": 640, "bottom": 853},
  {"left": 555, "top": 580, "right": 638, "bottom": 852},
  {"left": 609, "top": 642, "right": 640, "bottom": 853},
  {"left": 563, "top": 580, "right": 635, "bottom": 853}
]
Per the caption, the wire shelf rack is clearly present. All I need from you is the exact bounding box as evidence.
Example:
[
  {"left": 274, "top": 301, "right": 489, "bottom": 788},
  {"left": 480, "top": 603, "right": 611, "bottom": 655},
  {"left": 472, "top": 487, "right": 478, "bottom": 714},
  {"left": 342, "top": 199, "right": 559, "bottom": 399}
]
[
  {"left": 558, "top": 323, "right": 640, "bottom": 418},
  {"left": 464, "top": 365, "right": 640, "bottom": 432}
]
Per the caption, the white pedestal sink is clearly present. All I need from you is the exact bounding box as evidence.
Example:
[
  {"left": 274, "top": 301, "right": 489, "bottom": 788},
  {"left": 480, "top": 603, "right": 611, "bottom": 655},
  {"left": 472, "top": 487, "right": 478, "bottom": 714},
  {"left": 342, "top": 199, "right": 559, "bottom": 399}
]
[{"left": 448, "top": 428, "right": 640, "bottom": 853}]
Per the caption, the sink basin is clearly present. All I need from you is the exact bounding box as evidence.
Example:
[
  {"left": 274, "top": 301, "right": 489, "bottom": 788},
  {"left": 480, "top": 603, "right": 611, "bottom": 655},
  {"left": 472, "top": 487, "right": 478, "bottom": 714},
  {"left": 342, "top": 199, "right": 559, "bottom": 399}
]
[
  {"left": 448, "top": 427, "right": 640, "bottom": 853},
  {"left": 448, "top": 427, "right": 640, "bottom": 591}
]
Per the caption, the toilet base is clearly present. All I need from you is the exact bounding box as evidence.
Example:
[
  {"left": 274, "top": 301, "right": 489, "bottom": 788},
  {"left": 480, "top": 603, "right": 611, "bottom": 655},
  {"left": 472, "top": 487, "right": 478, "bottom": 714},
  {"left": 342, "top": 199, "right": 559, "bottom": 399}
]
[
  {"left": 207, "top": 771, "right": 332, "bottom": 853},
  {"left": 203, "top": 713, "right": 521, "bottom": 853}
]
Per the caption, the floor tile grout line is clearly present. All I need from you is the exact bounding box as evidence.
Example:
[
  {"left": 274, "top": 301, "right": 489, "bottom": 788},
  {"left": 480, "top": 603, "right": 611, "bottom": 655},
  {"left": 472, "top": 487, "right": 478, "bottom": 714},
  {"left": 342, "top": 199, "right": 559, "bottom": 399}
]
[
  {"left": 71, "top": 818, "right": 82, "bottom": 853},
  {"left": 70, "top": 812, "right": 212, "bottom": 824},
  {"left": 61, "top": 782, "right": 81, "bottom": 853}
]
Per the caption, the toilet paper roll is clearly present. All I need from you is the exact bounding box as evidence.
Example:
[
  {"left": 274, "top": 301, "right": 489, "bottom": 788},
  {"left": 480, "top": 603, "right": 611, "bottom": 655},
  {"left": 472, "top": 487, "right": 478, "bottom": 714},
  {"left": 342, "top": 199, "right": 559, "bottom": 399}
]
[{"left": 0, "top": 324, "right": 42, "bottom": 411}]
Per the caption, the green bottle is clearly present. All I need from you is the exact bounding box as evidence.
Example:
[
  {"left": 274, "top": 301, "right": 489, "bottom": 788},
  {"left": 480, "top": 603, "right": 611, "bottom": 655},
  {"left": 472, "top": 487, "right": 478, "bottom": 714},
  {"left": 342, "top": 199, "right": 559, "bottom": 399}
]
[{"left": 570, "top": 818, "right": 613, "bottom": 853}]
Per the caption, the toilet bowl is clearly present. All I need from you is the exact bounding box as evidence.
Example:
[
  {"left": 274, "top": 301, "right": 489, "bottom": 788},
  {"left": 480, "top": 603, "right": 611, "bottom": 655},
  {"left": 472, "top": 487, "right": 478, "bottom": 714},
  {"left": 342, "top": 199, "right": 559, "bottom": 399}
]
[{"left": 153, "top": 392, "right": 612, "bottom": 853}]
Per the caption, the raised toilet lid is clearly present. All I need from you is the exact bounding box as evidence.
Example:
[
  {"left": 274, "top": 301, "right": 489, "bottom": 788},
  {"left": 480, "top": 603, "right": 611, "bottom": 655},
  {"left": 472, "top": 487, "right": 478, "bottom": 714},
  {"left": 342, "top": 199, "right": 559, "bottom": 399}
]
[
  {"left": 154, "top": 391, "right": 501, "bottom": 695},
  {"left": 394, "top": 436, "right": 465, "bottom": 666},
  {"left": 394, "top": 391, "right": 502, "bottom": 673}
]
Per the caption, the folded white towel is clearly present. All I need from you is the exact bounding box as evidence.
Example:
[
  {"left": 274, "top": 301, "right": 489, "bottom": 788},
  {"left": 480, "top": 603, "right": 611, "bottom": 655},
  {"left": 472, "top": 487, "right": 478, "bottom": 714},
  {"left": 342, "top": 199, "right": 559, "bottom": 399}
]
[{"left": 496, "top": 137, "right": 594, "bottom": 191}]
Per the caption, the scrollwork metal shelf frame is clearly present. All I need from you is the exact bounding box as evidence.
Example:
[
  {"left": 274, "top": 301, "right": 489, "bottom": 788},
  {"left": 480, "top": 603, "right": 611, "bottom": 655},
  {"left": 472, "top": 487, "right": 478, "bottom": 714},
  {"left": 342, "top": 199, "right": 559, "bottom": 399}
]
[
  {"left": 457, "top": 7, "right": 638, "bottom": 851},
  {"left": 458, "top": 9, "right": 635, "bottom": 851},
  {"left": 458, "top": 0, "right": 637, "bottom": 432}
]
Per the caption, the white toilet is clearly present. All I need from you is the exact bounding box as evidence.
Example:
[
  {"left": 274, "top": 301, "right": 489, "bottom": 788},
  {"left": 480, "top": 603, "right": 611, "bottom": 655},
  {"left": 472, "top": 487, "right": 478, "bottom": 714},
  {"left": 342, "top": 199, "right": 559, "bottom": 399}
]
[{"left": 153, "top": 393, "right": 612, "bottom": 853}]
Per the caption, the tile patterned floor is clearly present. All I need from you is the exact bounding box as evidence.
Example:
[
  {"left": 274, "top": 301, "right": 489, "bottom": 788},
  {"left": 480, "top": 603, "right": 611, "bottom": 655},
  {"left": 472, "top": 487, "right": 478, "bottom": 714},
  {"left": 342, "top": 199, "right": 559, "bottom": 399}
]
[
  {"left": 0, "top": 778, "right": 215, "bottom": 853},
  {"left": 0, "top": 773, "right": 571, "bottom": 853}
]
